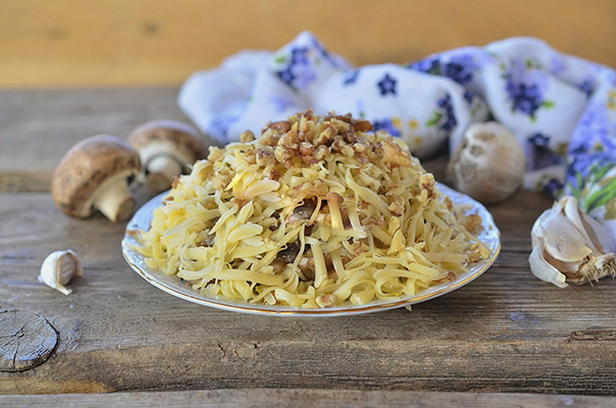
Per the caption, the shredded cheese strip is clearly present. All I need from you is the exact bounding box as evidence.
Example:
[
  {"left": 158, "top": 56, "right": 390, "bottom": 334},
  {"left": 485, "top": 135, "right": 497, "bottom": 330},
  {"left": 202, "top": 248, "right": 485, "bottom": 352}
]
[{"left": 136, "top": 112, "right": 487, "bottom": 308}]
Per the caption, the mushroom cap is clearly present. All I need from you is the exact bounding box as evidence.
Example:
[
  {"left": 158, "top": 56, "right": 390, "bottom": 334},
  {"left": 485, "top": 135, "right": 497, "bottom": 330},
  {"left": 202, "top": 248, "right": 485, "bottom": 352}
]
[
  {"left": 447, "top": 122, "right": 525, "bottom": 204},
  {"left": 128, "top": 120, "right": 206, "bottom": 162},
  {"left": 51, "top": 135, "right": 141, "bottom": 217}
]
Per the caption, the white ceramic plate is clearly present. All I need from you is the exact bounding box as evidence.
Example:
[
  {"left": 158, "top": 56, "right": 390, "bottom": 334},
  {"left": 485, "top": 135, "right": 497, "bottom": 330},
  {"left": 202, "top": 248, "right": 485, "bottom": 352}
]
[{"left": 122, "top": 183, "right": 500, "bottom": 316}]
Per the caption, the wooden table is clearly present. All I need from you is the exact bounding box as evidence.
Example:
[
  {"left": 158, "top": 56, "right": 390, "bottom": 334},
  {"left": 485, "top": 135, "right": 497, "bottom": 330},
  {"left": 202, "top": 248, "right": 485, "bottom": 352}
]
[{"left": 1, "top": 88, "right": 615, "bottom": 407}]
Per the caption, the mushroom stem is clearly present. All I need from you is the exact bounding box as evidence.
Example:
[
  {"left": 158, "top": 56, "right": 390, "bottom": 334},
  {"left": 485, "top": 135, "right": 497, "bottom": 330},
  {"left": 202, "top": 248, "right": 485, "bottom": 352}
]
[
  {"left": 147, "top": 155, "right": 183, "bottom": 179},
  {"left": 93, "top": 176, "right": 135, "bottom": 222}
]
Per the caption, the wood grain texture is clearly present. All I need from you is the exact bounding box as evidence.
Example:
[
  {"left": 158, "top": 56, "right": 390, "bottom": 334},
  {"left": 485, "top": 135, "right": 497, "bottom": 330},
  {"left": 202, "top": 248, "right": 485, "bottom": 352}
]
[
  {"left": 1, "top": 191, "right": 616, "bottom": 395},
  {"left": 0, "top": 88, "right": 187, "bottom": 174},
  {"left": 1, "top": 0, "right": 615, "bottom": 87},
  {"left": 0, "top": 389, "right": 614, "bottom": 408}
]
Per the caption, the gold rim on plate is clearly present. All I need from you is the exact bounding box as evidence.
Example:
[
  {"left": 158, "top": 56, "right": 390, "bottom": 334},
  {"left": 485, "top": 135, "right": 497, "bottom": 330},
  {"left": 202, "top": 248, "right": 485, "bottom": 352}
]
[{"left": 121, "top": 183, "right": 501, "bottom": 316}]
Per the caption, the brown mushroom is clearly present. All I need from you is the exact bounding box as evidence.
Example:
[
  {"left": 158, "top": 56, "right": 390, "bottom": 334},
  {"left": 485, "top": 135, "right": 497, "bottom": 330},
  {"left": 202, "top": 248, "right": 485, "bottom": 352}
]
[
  {"left": 128, "top": 120, "right": 206, "bottom": 191},
  {"left": 51, "top": 135, "right": 141, "bottom": 222},
  {"left": 447, "top": 122, "right": 525, "bottom": 204}
]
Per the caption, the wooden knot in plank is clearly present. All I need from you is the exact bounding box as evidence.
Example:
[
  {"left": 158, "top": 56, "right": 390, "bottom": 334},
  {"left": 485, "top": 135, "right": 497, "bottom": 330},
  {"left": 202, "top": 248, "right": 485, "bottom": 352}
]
[
  {"left": 0, "top": 309, "right": 58, "bottom": 372},
  {"left": 568, "top": 328, "right": 616, "bottom": 342}
]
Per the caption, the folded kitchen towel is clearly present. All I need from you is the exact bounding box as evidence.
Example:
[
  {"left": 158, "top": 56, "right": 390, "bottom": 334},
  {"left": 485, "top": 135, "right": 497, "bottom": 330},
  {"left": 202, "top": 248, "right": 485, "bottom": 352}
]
[{"left": 178, "top": 31, "right": 616, "bottom": 224}]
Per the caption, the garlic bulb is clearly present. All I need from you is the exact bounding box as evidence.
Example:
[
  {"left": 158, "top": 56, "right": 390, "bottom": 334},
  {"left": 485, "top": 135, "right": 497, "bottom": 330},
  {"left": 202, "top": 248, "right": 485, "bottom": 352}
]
[
  {"left": 38, "top": 249, "right": 83, "bottom": 295},
  {"left": 530, "top": 196, "right": 616, "bottom": 287},
  {"left": 447, "top": 122, "right": 526, "bottom": 204}
]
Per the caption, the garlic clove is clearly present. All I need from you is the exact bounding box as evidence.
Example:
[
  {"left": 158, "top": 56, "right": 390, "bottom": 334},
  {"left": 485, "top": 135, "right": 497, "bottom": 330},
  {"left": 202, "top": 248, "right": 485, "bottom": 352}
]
[
  {"left": 561, "top": 197, "right": 603, "bottom": 253},
  {"left": 529, "top": 196, "right": 616, "bottom": 287},
  {"left": 540, "top": 212, "right": 593, "bottom": 262},
  {"left": 529, "top": 243, "right": 568, "bottom": 288},
  {"left": 577, "top": 209, "right": 615, "bottom": 254},
  {"left": 38, "top": 249, "right": 82, "bottom": 295}
]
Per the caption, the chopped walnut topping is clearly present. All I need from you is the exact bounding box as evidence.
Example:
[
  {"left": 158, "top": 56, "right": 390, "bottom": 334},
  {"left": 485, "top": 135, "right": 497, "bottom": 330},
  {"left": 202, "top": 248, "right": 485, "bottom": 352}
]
[
  {"left": 274, "top": 145, "right": 293, "bottom": 165},
  {"left": 239, "top": 130, "right": 255, "bottom": 143},
  {"left": 325, "top": 192, "right": 343, "bottom": 205},
  {"left": 352, "top": 120, "right": 373, "bottom": 132},
  {"left": 314, "top": 145, "right": 329, "bottom": 161},
  {"left": 388, "top": 200, "right": 405, "bottom": 216},
  {"left": 364, "top": 215, "right": 386, "bottom": 226},
  {"left": 268, "top": 166, "right": 282, "bottom": 181},
  {"left": 468, "top": 242, "right": 489, "bottom": 262},
  {"left": 279, "top": 130, "right": 299, "bottom": 149},
  {"left": 434, "top": 271, "right": 457, "bottom": 284},
  {"left": 232, "top": 198, "right": 248, "bottom": 208},
  {"left": 316, "top": 294, "right": 337, "bottom": 308},
  {"left": 267, "top": 120, "right": 291, "bottom": 133},
  {"left": 463, "top": 214, "right": 482, "bottom": 234},
  {"left": 353, "top": 143, "right": 366, "bottom": 153},
  {"left": 419, "top": 174, "right": 436, "bottom": 200},
  {"left": 341, "top": 145, "right": 355, "bottom": 157},
  {"left": 202, "top": 199, "right": 217, "bottom": 209},
  {"left": 293, "top": 181, "right": 328, "bottom": 200},
  {"left": 299, "top": 142, "right": 314, "bottom": 156},
  {"left": 330, "top": 118, "right": 351, "bottom": 131},
  {"left": 207, "top": 146, "right": 224, "bottom": 162},
  {"left": 315, "top": 213, "right": 331, "bottom": 225},
  {"left": 256, "top": 147, "right": 276, "bottom": 166},
  {"left": 382, "top": 140, "right": 412, "bottom": 168},
  {"left": 413, "top": 190, "right": 425, "bottom": 204},
  {"left": 314, "top": 127, "right": 334, "bottom": 146},
  {"left": 260, "top": 129, "right": 281, "bottom": 146}
]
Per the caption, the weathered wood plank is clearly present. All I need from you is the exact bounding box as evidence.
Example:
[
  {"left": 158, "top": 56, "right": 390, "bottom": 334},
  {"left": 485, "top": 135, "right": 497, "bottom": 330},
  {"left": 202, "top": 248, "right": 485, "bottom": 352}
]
[
  {"left": 1, "top": 191, "right": 614, "bottom": 395},
  {"left": 0, "top": 389, "right": 613, "bottom": 408},
  {"left": 0, "top": 172, "right": 52, "bottom": 193},
  {"left": 0, "top": 88, "right": 184, "bottom": 174}
]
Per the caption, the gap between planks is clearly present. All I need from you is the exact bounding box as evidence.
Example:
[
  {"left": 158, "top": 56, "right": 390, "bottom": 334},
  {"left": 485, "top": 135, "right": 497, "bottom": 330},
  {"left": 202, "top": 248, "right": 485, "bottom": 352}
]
[{"left": 0, "top": 389, "right": 614, "bottom": 408}]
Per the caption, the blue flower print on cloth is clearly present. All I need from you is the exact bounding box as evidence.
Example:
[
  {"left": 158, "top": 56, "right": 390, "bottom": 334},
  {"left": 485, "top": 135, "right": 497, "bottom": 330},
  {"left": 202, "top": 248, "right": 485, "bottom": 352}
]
[
  {"left": 564, "top": 71, "right": 616, "bottom": 233},
  {"left": 342, "top": 69, "right": 359, "bottom": 86},
  {"left": 178, "top": 31, "right": 616, "bottom": 218},
  {"left": 503, "top": 58, "right": 554, "bottom": 120},
  {"left": 427, "top": 94, "right": 457, "bottom": 131},
  {"left": 372, "top": 118, "right": 402, "bottom": 137},
  {"left": 377, "top": 73, "right": 397, "bottom": 96},
  {"left": 410, "top": 53, "right": 482, "bottom": 86}
]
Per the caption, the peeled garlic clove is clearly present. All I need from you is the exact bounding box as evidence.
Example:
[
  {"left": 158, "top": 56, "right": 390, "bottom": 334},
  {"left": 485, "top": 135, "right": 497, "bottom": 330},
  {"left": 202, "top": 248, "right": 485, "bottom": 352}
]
[
  {"left": 38, "top": 249, "right": 82, "bottom": 295},
  {"left": 529, "top": 196, "right": 616, "bottom": 287}
]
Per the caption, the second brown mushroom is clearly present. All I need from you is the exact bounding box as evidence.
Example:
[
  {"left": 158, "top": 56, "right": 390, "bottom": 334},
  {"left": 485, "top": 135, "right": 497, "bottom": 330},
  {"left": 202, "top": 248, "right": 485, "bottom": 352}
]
[{"left": 128, "top": 120, "right": 206, "bottom": 192}]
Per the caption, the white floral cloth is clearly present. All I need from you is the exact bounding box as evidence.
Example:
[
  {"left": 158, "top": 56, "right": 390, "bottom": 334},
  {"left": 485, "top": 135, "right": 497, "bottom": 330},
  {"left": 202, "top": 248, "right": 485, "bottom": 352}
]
[{"left": 179, "top": 31, "right": 616, "bottom": 220}]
